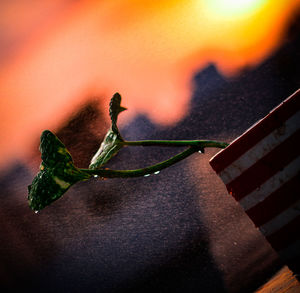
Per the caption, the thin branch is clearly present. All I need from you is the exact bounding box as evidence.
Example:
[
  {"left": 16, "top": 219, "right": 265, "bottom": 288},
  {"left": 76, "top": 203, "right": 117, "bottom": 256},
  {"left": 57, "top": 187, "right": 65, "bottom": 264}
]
[
  {"left": 81, "top": 146, "right": 200, "bottom": 178},
  {"left": 121, "top": 139, "right": 229, "bottom": 149}
]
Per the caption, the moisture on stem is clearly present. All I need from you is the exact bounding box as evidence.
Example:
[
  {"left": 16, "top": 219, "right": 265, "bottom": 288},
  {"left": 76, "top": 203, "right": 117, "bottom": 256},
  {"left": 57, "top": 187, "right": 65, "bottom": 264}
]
[
  {"left": 81, "top": 146, "right": 201, "bottom": 178},
  {"left": 27, "top": 92, "right": 229, "bottom": 211}
]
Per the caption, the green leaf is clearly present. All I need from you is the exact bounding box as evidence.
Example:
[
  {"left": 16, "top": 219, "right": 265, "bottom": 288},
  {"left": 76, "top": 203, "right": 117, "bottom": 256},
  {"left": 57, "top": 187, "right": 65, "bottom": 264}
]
[
  {"left": 28, "top": 131, "right": 91, "bottom": 211},
  {"left": 89, "top": 93, "right": 126, "bottom": 169},
  {"left": 39, "top": 130, "right": 73, "bottom": 167}
]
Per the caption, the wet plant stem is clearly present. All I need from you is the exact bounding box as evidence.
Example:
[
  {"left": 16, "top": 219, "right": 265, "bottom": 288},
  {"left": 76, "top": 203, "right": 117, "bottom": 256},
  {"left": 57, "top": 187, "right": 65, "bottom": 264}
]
[
  {"left": 121, "top": 139, "right": 228, "bottom": 149},
  {"left": 81, "top": 140, "right": 228, "bottom": 178}
]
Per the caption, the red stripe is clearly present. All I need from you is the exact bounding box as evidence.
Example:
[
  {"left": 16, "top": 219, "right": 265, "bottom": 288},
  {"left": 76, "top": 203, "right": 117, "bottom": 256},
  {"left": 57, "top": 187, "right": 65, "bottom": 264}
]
[
  {"left": 266, "top": 215, "right": 300, "bottom": 251},
  {"left": 226, "top": 130, "right": 300, "bottom": 201},
  {"left": 245, "top": 176, "right": 300, "bottom": 226},
  {"left": 210, "top": 90, "right": 300, "bottom": 174}
]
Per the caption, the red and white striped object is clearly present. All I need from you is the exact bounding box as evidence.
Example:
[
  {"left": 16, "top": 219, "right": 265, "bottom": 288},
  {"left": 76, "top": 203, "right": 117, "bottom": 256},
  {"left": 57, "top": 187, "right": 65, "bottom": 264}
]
[{"left": 210, "top": 89, "right": 300, "bottom": 274}]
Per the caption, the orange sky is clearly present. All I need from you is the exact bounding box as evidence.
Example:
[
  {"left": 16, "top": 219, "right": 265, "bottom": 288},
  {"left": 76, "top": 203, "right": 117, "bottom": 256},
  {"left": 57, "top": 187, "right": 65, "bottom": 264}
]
[{"left": 0, "top": 0, "right": 299, "bottom": 167}]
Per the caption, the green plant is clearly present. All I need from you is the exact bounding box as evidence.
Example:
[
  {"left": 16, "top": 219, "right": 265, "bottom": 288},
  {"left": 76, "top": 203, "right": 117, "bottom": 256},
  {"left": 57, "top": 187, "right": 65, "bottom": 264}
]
[{"left": 28, "top": 93, "right": 228, "bottom": 212}]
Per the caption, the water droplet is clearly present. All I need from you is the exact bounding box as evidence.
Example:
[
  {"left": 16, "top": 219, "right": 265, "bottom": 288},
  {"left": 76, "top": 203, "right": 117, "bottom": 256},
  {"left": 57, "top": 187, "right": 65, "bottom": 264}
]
[
  {"left": 154, "top": 171, "right": 160, "bottom": 175},
  {"left": 34, "top": 210, "right": 39, "bottom": 214},
  {"left": 144, "top": 174, "right": 151, "bottom": 177}
]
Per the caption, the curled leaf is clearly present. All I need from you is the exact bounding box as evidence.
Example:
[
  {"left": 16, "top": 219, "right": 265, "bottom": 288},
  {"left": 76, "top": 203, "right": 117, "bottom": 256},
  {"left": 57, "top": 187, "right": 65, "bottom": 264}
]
[
  {"left": 28, "top": 131, "right": 91, "bottom": 211},
  {"left": 89, "top": 93, "right": 126, "bottom": 169},
  {"left": 109, "top": 92, "right": 127, "bottom": 137}
]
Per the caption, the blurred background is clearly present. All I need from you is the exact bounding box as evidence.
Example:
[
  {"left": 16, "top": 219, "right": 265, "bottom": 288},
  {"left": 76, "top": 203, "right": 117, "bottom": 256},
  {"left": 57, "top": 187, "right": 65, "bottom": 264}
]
[{"left": 0, "top": 1, "right": 299, "bottom": 292}]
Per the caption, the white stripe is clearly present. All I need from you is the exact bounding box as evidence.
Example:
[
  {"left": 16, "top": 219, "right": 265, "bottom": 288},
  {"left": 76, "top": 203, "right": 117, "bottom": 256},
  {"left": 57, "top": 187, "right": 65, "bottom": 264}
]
[
  {"left": 259, "top": 200, "right": 300, "bottom": 237},
  {"left": 278, "top": 238, "right": 300, "bottom": 261},
  {"left": 239, "top": 155, "right": 300, "bottom": 210},
  {"left": 218, "top": 111, "right": 300, "bottom": 185}
]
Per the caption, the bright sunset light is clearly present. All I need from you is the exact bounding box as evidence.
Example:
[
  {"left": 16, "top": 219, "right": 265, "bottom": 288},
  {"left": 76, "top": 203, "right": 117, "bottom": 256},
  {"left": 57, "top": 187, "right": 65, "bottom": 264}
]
[
  {"left": 0, "top": 0, "right": 299, "bottom": 167},
  {"left": 206, "top": 0, "right": 268, "bottom": 18}
]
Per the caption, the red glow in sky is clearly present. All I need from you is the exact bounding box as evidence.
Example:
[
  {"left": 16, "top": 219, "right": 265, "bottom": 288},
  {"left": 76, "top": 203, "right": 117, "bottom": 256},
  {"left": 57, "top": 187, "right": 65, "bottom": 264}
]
[{"left": 0, "top": 0, "right": 299, "bottom": 167}]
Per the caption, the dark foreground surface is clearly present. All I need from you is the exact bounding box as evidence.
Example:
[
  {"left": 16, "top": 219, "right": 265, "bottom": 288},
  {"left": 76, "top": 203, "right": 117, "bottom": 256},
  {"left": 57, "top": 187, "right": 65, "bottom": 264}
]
[{"left": 0, "top": 18, "right": 299, "bottom": 293}]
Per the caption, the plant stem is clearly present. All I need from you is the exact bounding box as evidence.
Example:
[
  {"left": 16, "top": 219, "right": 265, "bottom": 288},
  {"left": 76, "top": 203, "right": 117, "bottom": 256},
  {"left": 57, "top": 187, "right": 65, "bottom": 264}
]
[
  {"left": 81, "top": 146, "right": 201, "bottom": 178},
  {"left": 121, "top": 139, "right": 229, "bottom": 149}
]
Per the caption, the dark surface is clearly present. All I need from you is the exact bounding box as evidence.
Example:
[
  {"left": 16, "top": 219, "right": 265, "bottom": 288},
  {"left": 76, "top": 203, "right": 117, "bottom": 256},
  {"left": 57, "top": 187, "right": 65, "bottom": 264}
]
[{"left": 0, "top": 17, "right": 299, "bottom": 293}]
